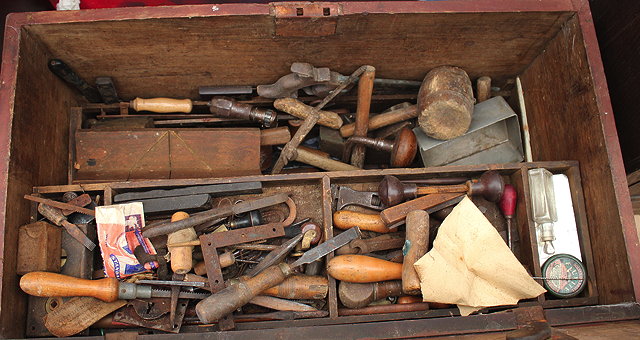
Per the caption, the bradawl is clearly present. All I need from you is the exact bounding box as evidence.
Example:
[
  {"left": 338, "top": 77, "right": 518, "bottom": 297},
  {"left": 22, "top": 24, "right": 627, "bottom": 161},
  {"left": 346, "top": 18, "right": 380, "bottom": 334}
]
[{"left": 333, "top": 186, "right": 385, "bottom": 211}]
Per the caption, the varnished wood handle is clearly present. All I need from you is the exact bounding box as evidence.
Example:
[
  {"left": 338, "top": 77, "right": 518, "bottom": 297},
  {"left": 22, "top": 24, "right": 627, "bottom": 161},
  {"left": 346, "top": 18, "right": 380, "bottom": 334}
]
[
  {"left": 333, "top": 210, "right": 390, "bottom": 233},
  {"left": 402, "top": 210, "right": 429, "bottom": 295},
  {"left": 350, "top": 66, "right": 376, "bottom": 167},
  {"left": 261, "top": 127, "right": 291, "bottom": 146},
  {"left": 293, "top": 148, "right": 359, "bottom": 171},
  {"left": 130, "top": 97, "right": 193, "bottom": 113},
  {"left": 20, "top": 272, "right": 120, "bottom": 302},
  {"left": 340, "top": 105, "right": 417, "bottom": 138},
  {"left": 262, "top": 275, "right": 328, "bottom": 300},
  {"left": 193, "top": 251, "right": 235, "bottom": 275},
  {"left": 196, "top": 263, "right": 292, "bottom": 323},
  {"left": 327, "top": 255, "right": 402, "bottom": 283},
  {"left": 274, "top": 98, "right": 344, "bottom": 129}
]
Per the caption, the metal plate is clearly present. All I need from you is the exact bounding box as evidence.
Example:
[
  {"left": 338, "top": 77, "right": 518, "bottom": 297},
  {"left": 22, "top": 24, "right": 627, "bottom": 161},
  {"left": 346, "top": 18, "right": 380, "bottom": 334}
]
[{"left": 113, "top": 298, "right": 189, "bottom": 333}]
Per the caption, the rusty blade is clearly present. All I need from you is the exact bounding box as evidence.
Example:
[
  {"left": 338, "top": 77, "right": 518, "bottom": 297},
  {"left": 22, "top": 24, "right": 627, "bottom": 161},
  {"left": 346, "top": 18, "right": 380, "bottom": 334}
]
[
  {"left": 291, "top": 227, "right": 362, "bottom": 267},
  {"left": 246, "top": 233, "right": 304, "bottom": 277},
  {"left": 142, "top": 193, "right": 289, "bottom": 238}
]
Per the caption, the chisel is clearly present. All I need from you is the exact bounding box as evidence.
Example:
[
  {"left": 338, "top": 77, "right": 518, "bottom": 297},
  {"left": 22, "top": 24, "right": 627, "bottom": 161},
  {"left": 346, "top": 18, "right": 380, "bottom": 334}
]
[
  {"left": 20, "top": 272, "right": 210, "bottom": 302},
  {"left": 195, "top": 227, "right": 362, "bottom": 323}
]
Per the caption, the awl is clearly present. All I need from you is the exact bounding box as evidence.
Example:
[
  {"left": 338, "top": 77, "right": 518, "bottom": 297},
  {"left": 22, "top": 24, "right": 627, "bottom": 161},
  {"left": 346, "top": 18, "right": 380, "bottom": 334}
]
[
  {"left": 20, "top": 272, "right": 209, "bottom": 302},
  {"left": 195, "top": 227, "right": 362, "bottom": 323}
]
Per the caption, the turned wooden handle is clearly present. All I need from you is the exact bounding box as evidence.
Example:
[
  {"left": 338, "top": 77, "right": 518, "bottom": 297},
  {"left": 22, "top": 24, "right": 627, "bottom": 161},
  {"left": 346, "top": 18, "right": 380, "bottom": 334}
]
[
  {"left": 196, "top": 263, "right": 292, "bottom": 323},
  {"left": 20, "top": 272, "right": 120, "bottom": 302},
  {"left": 274, "top": 98, "right": 343, "bottom": 129},
  {"left": 261, "top": 127, "right": 292, "bottom": 146},
  {"left": 194, "top": 251, "right": 235, "bottom": 275},
  {"left": 351, "top": 66, "right": 376, "bottom": 167},
  {"left": 262, "top": 275, "right": 328, "bottom": 300},
  {"left": 327, "top": 255, "right": 402, "bottom": 283},
  {"left": 476, "top": 76, "right": 492, "bottom": 103},
  {"left": 340, "top": 105, "right": 417, "bottom": 138},
  {"left": 168, "top": 212, "right": 197, "bottom": 275},
  {"left": 293, "top": 147, "right": 359, "bottom": 171},
  {"left": 402, "top": 210, "right": 430, "bottom": 295},
  {"left": 333, "top": 210, "right": 389, "bottom": 233},
  {"left": 130, "top": 97, "right": 193, "bottom": 113}
]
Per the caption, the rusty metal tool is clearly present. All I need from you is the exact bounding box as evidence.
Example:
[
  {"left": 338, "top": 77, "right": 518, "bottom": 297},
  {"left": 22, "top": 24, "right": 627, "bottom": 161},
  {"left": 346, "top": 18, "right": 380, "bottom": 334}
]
[
  {"left": 342, "top": 127, "right": 417, "bottom": 168},
  {"left": 349, "top": 65, "right": 375, "bottom": 167},
  {"left": 271, "top": 66, "right": 370, "bottom": 174},
  {"left": 378, "top": 171, "right": 505, "bottom": 206},
  {"left": 199, "top": 197, "right": 296, "bottom": 293},
  {"left": 169, "top": 273, "right": 184, "bottom": 327},
  {"left": 246, "top": 233, "right": 304, "bottom": 276},
  {"left": 142, "top": 193, "right": 289, "bottom": 238},
  {"left": 209, "top": 97, "right": 277, "bottom": 127},
  {"left": 195, "top": 227, "right": 362, "bottom": 323},
  {"left": 335, "top": 233, "right": 405, "bottom": 255},
  {"left": 114, "top": 182, "right": 262, "bottom": 202},
  {"left": 20, "top": 272, "right": 210, "bottom": 302},
  {"left": 332, "top": 185, "right": 385, "bottom": 211},
  {"left": 48, "top": 59, "right": 101, "bottom": 103},
  {"left": 60, "top": 192, "right": 92, "bottom": 216},
  {"left": 27, "top": 194, "right": 95, "bottom": 216},
  {"left": 136, "top": 280, "right": 206, "bottom": 288},
  {"left": 37, "top": 203, "right": 96, "bottom": 251},
  {"left": 113, "top": 297, "right": 189, "bottom": 333},
  {"left": 339, "top": 280, "right": 403, "bottom": 308}
]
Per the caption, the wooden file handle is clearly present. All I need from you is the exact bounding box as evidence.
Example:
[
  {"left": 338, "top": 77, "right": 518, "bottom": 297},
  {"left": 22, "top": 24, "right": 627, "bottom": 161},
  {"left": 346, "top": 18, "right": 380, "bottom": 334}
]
[
  {"left": 130, "top": 97, "right": 193, "bottom": 113},
  {"left": 340, "top": 104, "right": 417, "bottom": 138},
  {"left": 293, "top": 147, "right": 359, "bottom": 171},
  {"left": 167, "top": 212, "right": 197, "bottom": 275},
  {"left": 350, "top": 66, "right": 376, "bottom": 167},
  {"left": 262, "top": 275, "right": 328, "bottom": 300},
  {"left": 402, "top": 210, "right": 429, "bottom": 295},
  {"left": 20, "top": 272, "right": 120, "bottom": 302},
  {"left": 333, "top": 210, "right": 390, "bottom": 233},
  {"left": 196, "top": 263, "right": 292, "bottom": 323},
  {"left": 327, "top": 255, "right": 402, "bottom": 283},
  {"left": 274, "top": 98, "right": 344, "bottom": 129}
]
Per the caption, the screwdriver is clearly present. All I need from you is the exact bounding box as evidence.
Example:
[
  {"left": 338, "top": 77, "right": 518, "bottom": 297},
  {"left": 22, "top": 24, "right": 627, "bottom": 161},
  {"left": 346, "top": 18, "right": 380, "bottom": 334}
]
[
  {"left": 19, "top": 272, "right": 210, "bottom": 302},
  {"left": 195, "top": 227, "right": 362, "bottom": 323}
]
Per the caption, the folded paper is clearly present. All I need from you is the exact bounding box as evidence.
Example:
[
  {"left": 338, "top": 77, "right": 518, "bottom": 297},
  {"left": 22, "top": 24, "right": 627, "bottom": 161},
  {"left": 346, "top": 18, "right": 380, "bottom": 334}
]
[{"left": 414, "top": 196, "right": 545, "bottom": 315}]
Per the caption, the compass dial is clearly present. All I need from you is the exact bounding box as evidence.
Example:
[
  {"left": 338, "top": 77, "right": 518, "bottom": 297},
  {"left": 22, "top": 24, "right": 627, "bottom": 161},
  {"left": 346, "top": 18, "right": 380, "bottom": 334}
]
[{"left": 541, "top": 254, "right": 587, "bottom": 298}]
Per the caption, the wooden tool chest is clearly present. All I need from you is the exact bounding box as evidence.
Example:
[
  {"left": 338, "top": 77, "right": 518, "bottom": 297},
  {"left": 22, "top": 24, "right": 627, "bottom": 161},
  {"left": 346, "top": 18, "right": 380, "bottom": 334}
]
[{"left": 1, "top": 0, "right": 638, "bottom": 338}]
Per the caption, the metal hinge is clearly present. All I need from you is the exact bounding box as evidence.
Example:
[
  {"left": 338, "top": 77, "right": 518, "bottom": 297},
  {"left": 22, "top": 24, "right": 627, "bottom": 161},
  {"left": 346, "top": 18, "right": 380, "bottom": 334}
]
[{"left": 271, "top": 2, "right": 343, "bottom": 37}]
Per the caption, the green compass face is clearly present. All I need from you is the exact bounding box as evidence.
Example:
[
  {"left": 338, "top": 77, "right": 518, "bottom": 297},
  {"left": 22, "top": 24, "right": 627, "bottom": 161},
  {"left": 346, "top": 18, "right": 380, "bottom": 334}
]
[{"left": 541, "top": 254, "right": 587, "bottom": 298}]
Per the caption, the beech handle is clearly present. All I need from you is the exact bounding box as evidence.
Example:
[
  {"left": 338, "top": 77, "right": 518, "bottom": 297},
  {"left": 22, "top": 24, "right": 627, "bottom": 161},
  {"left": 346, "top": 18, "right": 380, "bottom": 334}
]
[
  {"left": 328, "top": 255, "right": 402, "bottom": 283},
  {"left": 333, "top": 210, "right": 389, "bottom": 233},
  {"left": 130, "top": 97, "right": 193, "bottom": 113},
  {"left": 340, "top": 105, "right": 417, "bottom": 138},
  {"left": 20, "top": 272, "right": 120, "bottom": 302},
  {"left": 274, "top": 98, "right": 343, "bottom": 129},
  {"left": 293, "top": 148, "right": 359, "bottom": 171},
  {"left": 402, "top": 210, "right": 430, "bottom": 295},
  {"left": 196, "top": 263, "right": 292, "bottom": 323}
]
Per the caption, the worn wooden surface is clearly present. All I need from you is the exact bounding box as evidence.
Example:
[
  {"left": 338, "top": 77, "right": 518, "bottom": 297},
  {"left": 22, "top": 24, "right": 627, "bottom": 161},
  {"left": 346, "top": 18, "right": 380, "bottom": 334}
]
[
  {"left": 74, "top": 128, "right": 261, "bottom": 181},
  {"left": 521, "top": 14, "right": 638, "bottom": 304},
  {"left": 21, "top": 8, "right": 570, "bottom": 100}
]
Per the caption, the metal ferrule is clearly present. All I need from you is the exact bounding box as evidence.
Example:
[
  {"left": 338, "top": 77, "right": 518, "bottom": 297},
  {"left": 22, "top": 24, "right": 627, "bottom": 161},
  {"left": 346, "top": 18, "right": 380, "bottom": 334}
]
[
  {"left": 118, "top": 282, "right": 152, "bottom": 300},
  {"left": 249, "top": 107, "right": 277, "bottom": 127}
]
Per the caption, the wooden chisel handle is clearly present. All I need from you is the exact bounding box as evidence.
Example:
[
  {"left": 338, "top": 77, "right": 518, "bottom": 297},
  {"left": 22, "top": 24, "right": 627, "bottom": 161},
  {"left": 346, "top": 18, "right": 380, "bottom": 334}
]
[
  {"left": 293, "top": 147, "right": 359, "bottom": 171},
  {"left": 328, "top": 255, "right": 402, "bottom": 283},
  {"left": 340, "top": 104, "right": 417, "bottom": 138},
  {"left": 415, "top": 184, "right": 469, "bottom": 195},
  {"left": 196, "top": 263, "right": 292, "bottom": 323},
  {"left": 333, "top": 210, "right": 390, "bottom": 233},
  {"left": 130, "top": 97, "right": 193, "bottom": 113},
  {"left": 20, "top": 272, "right": 120, "bottom": 302}
]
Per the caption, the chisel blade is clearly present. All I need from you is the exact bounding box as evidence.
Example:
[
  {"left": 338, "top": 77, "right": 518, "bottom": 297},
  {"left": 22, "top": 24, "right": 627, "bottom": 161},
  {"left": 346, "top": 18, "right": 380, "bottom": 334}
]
[
  {"left": 247, "top": 233, "right": 304, "bottom": 277},
  {"left": 291, "top": 227, "right": 361, "bottom": 268}
]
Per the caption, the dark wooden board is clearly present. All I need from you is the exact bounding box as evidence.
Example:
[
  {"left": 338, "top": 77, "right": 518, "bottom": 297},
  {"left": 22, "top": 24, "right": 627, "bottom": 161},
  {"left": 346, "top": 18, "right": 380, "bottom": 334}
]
[
  {"left": 74, "top": 128, "right": 261, "bottom": 181},
  {"left": 520, "top": 14, "right": 638, "bottom": 304}
]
